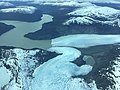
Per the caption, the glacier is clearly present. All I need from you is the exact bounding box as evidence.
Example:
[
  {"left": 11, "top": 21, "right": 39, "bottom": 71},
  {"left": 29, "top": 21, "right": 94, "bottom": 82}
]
[{"left": 31, "top": 47, "right": 94, "bottom": 90}]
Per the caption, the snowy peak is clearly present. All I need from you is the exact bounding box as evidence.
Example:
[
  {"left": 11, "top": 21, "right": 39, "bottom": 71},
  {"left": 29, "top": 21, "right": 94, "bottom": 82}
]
[
  {"left": 0, "top": 2, "right": 14, "bottom": 7},
  {"left": 39, "top": 1, "right": 82, "bottom": 7},
  {"left": 68, "top": 5, "right": 120, "bottom": 19},
  {"left": 0, "top": 6, "right": 37, "bottom": 14},
  {"left": 64, "top": 3, "right": 120, "bottom": 27}
]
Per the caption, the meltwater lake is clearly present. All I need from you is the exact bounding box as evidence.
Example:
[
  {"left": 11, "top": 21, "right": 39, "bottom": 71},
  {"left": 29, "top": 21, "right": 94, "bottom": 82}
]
[{"left": 0, "top": 14, "right": 53, "bottom": 49}]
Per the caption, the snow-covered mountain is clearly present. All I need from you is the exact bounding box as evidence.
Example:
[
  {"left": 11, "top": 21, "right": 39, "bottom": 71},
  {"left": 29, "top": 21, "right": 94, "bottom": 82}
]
[
  {"left": 0, "top": 6, "right": 37, "bottom": 14},
  {"left": 38, "top": 1, "right": 82, "bottom": 7},
  {"left": 63, "top": 2, "right": 120, "bottom": 27},
  {"left": 0, "top": 2, "right": 14, "bottom": 7}
]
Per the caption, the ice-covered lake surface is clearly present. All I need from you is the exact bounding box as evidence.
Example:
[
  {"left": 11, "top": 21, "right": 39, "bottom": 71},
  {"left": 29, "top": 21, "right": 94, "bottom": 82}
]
[{"left": 1, "top": 1, "right": 120, "bottom": 90}]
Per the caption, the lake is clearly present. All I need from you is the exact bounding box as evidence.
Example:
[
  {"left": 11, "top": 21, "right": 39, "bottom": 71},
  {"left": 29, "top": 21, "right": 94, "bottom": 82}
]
[{"left": 0, "top": 14, "right": 53, "bottom": 49}]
